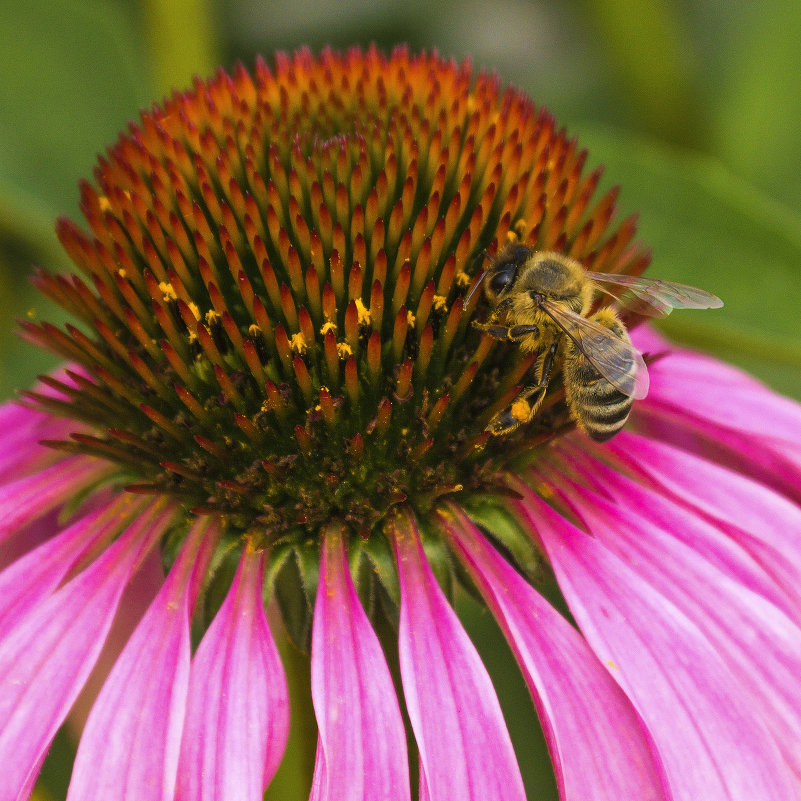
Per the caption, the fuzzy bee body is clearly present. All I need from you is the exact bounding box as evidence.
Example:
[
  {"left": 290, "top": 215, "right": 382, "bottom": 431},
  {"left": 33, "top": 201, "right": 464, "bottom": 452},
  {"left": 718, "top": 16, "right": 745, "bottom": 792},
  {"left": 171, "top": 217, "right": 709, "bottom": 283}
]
[
  {"left": 563, "top": 308, "right": 634, "bottom": 441},
  {"left": 467, "top": 244, "right": 722, "bottom": 441}
]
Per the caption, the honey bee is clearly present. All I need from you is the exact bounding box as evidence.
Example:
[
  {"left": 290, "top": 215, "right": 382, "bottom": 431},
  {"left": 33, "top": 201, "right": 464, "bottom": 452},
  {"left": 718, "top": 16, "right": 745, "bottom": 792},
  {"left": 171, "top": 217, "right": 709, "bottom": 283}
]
[{"left": 466, "top": 244, "right": 723, "bottom": 441}]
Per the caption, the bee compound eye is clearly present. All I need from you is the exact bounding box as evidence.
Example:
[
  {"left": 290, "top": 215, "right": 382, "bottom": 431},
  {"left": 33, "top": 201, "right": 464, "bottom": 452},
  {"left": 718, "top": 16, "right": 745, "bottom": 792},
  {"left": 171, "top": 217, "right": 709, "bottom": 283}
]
[{"left": 489, "top": 268, "right": 516, "bottom": 294}]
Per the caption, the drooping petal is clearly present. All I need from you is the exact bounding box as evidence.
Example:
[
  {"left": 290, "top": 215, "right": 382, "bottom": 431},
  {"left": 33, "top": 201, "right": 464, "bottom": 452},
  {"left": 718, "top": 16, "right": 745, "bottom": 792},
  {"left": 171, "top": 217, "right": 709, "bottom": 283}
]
[
  {"left": 634, "top": 326, "right": 801, "bottom": 447},
  {"left": 605, "top": 432, "right": 801, "bottom": 613},
  {"left": 391, "top": 511, "right": 526, "bottom": 801},
  {"left": 0, "top": 402, "right": 73, "bottom": 482},
  {"left": 550, "top": 437, "right": 800, "bottom": 618},
  {"left": 631, "top": 329, "right": 801, "bottom": 496},
  {"left": 67, "top": 515, "right": 219, "bottom": 801},
  {"left": 175, "top": 547, "right": 288, "bottom": 801},
  {"left": 440, "top": 505, "right": 669, "bottom": 801},
  {"left": 0, "top": 499, "right": 174, "bottom": 801},
  {"left": 548, "top": 466, "right": 801, "bottom": 782},
  {"left": 0, "top": 496, "right": 148, "bottom": 639},
  {"left": 517, "top": 489, "right": 800, "bottom": 801},
  {"left": 0, "top": 456, "right": 107, "bottom": 545},
  {"left": 309, "top": 524, "right": 411, "bottom": 801}
]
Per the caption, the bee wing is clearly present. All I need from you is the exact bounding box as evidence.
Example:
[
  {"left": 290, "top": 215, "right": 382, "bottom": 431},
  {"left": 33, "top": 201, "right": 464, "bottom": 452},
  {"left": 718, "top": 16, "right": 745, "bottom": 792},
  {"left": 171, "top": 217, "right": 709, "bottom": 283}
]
[
  {"left": 540, "top": 300, "right": 649, "bottom": 399},
  {"left": 585, "top": 272, "right": 723, "bottom": 318}
]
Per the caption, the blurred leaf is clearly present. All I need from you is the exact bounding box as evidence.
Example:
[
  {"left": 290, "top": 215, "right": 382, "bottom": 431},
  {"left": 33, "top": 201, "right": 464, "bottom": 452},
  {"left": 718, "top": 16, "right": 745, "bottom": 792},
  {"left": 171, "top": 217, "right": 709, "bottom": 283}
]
[
  {"left": 577, "top": 0, "right": 704, "bottom": 148},
  {"left": 579, "top": 126, "right": 801, "bottom": 398},
  {"left": 0, "top": 0, "right": 153, "bottom": 398},
  {"left": 0, "top": 0, "right": 152, "bottom": 221},
  {"left": 142, "top": 0, "right": 221, "bottom": 96},
  {"left": 707, "top": 0, "right": 801, "bottom": 213}
]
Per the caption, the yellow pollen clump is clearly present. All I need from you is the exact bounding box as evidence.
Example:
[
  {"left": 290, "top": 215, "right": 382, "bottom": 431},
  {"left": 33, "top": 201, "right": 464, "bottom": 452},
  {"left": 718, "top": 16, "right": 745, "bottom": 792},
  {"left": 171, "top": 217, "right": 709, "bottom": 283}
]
[
  {"left": 354, "top": 298, "right": 371, "bottom": 325},
  {"left": 406, "top": 310, "right": 416, "bottom": 327},
  {"left": 320, "top": 321, "right": 337, "bottom": 335},
  {"left": 248, "top": 323, "right": 262, "bottom": 337},
  {"left": 455, "top": 270, "right": 471, "bottom": 288},
  {"left": 205, "top": 310, "right": 220, "bottom": 326},
  {"left": 188, "top": 302, "right": 201, "bottom": 320},
  {"left": 337, "top": 341, "right": 352, "bottom": 359},
  {"left": 511, "top": 399, "right": 530, "bottom": 422},
  {"left": 159, "top": 282, "right": 178, "bottom": 302},
  {"left": 117, "top": 268, "right": 127, "bottom": 279},
  {"left": 432, "top": 294, "right": 447, "bottom": 311},
  {"left": 506, "top": 219, "right": 527, "bottom": 245},
  {"left": 290, "top": 332, "right": 308, "bottom": 354},
  {"left": 98, "top": 196, "right": 112, "bottom": 213}
]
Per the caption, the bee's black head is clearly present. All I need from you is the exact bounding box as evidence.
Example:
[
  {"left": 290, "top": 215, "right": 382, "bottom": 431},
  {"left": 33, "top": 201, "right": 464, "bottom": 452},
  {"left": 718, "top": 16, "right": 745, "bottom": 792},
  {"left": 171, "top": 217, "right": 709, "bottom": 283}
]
[{"left": 486, "top": 244, "right": 534, "bottom": 298}]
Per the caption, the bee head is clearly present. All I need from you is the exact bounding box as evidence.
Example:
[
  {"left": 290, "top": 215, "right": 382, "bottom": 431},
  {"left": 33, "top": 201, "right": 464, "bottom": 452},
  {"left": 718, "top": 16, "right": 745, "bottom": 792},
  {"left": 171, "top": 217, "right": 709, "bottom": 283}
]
[{"left": 483, "top": 244, "right": 534, "bottom": 304}]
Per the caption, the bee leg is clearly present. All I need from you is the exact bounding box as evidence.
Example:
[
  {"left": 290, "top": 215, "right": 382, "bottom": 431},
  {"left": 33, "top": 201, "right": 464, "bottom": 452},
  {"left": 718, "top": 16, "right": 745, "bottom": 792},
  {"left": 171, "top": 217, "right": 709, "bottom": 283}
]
[
  {"left": 508, "top": 324, "right": 540, "bottom": 340},
  {"left": 487, "top": 341, "right": 559, "bottom": 435},
  {"left": 473, "top": 322, "right": 539, "bottom": 342}
]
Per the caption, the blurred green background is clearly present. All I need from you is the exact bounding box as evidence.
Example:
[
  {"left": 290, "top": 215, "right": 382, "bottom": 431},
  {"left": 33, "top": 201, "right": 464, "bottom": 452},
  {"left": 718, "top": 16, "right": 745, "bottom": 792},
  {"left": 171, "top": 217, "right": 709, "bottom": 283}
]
[{"left": 3, "top": 0, "right": 800, "bottom": 798}]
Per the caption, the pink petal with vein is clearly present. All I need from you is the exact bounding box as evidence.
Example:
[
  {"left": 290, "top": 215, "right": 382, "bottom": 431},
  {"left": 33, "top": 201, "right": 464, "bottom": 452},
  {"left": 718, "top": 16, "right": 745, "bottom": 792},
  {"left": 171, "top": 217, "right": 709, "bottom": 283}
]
[
  {"left": 519, "top": 491, "right": 799, "bottom": 801},
  {"left": 552, "top": 467, "right": 801, "bottom": 782},
  {"left": 552, "top": 438, "right": 800, "bottom": 617},
  {"left": 175, "top": 548, "right": 288, "bottom": 801},
  {"left": 634, "top": 327, "right": 801, "bottom": 447},
  {"left": 309, "top": 526, "right": 411, "bottom": 801},
  {"left": 392, "top": 514, "right": 526, "bottom": 801},
  {"left": 605, "top": 432, "right": 801, "bottom": 613},
  {"left": 442, "top": 507, "right": 669, "bottom": 801},
  {"left": 67, "top": 516, "right": 217, "bottom": 801},
  {"left": 0, "top": 402, "right": 72, "bottom": 481},
  {"left": 0, "top": 500, "right": 173, "bottom": 801},
  {"left": 0, "top": 456, "right": 106, "bottom": 545},
  {"left": 0, "top": 497, "right": 148, "bottom": 639},
  {"left": 631, "top": 328, "right": 801, "bottom": 496}
]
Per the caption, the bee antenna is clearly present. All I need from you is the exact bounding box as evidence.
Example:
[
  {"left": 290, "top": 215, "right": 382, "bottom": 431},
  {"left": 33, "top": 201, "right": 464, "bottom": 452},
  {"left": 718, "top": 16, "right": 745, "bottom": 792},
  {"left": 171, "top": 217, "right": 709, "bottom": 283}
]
[{"left": 463, "top": 249, "right": 489, "bottom": 309}]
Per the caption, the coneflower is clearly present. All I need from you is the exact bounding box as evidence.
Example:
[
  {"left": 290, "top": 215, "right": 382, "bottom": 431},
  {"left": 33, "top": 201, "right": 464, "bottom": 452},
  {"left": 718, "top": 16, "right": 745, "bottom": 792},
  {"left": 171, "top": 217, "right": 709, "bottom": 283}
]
[{"left": 1, "top": 46, "right": 800, "bottom": 801}]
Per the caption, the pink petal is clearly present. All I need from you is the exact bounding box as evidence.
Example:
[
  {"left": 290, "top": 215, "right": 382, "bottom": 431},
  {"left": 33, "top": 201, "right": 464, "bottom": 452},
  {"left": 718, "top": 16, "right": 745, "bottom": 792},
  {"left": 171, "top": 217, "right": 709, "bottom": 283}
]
[
  {"left": 0, "top": 499, "right": 174, "bottom": 801},
  {"left": 175, "top": 548, "right": 288, "bottom": 801},
  {"left": 0, "top": 456, "right": 107, "bottom": 545},
  {"left": 0, "top": 496, "right": 149, "bottom": 639},
  {"left": 551, "top": 438, "right": 800, "bottom": 617},
  {"left": 518, "top": 490, "right": 800, "bottom": 801},
  {"left": 391, "top": 512, "right": 526, "bottom": 801},
  {"left": 67, "top": 516, "right": 218, "bottom": 801},
  {"left": 605, "top": 432, "right": 801, "bottom": 614},
  {"left": 440, "top": 506, "right": 669, "bottom": 801},
  {"left": 309, "top": 525, "right": 411, "bottom": 801},
  {"left": 637, "top": 330, "right": 801, "bottom": 447},
  {"left": 0, "top": 402, "right": 73, "bottom": 481},
  {"left": 549, "top": 467, "right": 801, "bottom": 782}
]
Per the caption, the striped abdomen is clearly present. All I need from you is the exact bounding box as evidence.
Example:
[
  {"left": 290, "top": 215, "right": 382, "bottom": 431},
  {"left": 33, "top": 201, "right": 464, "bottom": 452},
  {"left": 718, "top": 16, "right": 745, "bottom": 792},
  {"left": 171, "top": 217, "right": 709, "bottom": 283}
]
[{"left": 563, "top": 314, "right": 634, "bottom": 442}]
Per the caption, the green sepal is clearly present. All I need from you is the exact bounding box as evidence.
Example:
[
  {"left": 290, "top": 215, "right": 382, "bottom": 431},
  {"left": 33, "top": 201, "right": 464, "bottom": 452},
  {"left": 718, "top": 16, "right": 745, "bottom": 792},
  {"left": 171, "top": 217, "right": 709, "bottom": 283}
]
[
  {"left": 199, "top": 538, "right": 242, "bottom": 632},
  {"left": 349, "top": 538, "right": 378, "bottom": 620},
  {"left": 361, "top": 530, "right": 400, "bottom": 613},
  {"left": 270, "top": 541, "right": 320, "bottom": 652},
  {"left": 461, "top": 495, "right": 544, "bottom": 586},
  {"left": 420, "top": 526, "right": 456, "bottom": 605},
  {"left": 159, "top": 517, "right": 191, "bottom": 577}
]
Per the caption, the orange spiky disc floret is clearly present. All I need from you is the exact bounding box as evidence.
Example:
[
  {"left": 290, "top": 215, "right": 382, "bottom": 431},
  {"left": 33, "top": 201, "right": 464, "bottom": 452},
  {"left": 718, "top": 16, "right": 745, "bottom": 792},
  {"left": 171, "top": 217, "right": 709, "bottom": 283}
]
[{"left": 25, "top": 46, "right": 648, "bottom": 543}]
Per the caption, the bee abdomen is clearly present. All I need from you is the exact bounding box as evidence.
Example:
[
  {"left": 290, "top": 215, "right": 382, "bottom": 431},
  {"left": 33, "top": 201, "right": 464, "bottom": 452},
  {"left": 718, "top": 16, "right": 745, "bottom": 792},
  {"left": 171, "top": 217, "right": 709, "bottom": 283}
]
[
  {"left": 572, "top": 387, "right": 633, "bottom": 441},
  {"left": 564, "top": 326, "right": 634, "bottom": 442}
]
